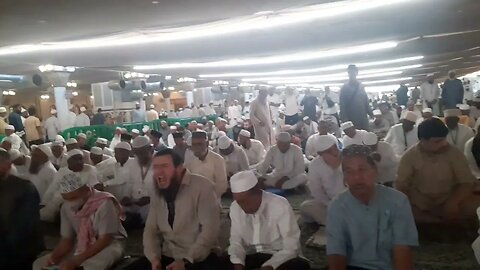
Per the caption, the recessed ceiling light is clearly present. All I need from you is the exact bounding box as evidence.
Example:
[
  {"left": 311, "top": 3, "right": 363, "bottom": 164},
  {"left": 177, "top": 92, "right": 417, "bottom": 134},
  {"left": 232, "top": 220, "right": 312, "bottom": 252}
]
[
  {"left": 152, "top": 1, "right": 159, "bottom": 4},
  {"left": 37, "top": 20, "right": 47, "bottom": 24}
]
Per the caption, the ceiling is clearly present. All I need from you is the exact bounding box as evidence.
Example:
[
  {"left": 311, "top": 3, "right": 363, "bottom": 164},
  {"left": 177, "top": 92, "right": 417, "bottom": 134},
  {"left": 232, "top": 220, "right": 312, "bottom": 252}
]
[{"left": 0, "top": 0, "right": 479, "bottom": 91}]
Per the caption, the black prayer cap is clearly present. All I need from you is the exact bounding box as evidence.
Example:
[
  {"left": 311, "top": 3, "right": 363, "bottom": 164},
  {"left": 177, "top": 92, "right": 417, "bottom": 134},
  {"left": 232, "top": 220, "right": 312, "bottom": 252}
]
[{"left": 418, "top": 117, "right": 448, "bottom": 140}]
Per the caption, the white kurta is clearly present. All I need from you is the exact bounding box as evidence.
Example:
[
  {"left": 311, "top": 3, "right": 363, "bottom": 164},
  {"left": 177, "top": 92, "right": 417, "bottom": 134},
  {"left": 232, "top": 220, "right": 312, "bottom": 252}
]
[
  {"left": 464, "top": 137, "right": 480, "bottom": 179},
  {"left": 446, "top": 124, "right": 475, "bottom": 153},
  {"left": 5, "top": 133, "right": 29, "bottom": 155},
  {"left": 250, "top": 98, "right": 274, "bottom": 148},
  {"left": 342, "top": 130, "right": 368, "bottom": 148},
  {"left": 109, "top": 135, "right": 121, "bottom": 150},
  {"left": 400, "top": 109, "right": 422, "bottom": 120},
  {"left": 228, "top": 191, "right": 302, "bottom": 269},
  {"left": 74, "top": 113, "right": 90, "bottom": 127},
  {"left": 95, "top": 157, "right": 132, "bottom": 199},
  {"left": 184, "top": 150, "right": 228, "bottom": 197},
  {"left": 303, "top": 122, "right": 318, "bottom": 138},
  {"left": 374, "top": 141, "right": 398, "bottom": 184},
  {"left": 306, "top": 157, "right": 345, "bottom": 206},
  {"left": 66, "top": 111, "right": 77, "bottom": 130},
  {"left": 44, "top": 116, "right": 60, "bottom": 141},
  {"left": 241, "top": 139, "right": 266, "bottom": 168},
  {"left": 216, "top": 145, "right": 249, "bottom": 176},
  {"left": 11, "top": 155, "right": 31, "bottom": 178},
  {"left": 27, "top": 161, "right": 57, "bottom": 201},
  {"left": 268, "top": 94, "right": 282, "bottom": 123},
  {"left": 50, "top": 153, "right": 68, "bottom": 168},
  {"left": 384, "top": 124, "right": 419, "bottom": 157},
  {"left": 103, "top": 147, "right": 114, "bottom": 157},
  {"left": 420, "top": 82, "right": 441, "bottom": 115},
  {"left": 228, "top": 105, "right": 243, "bottom": 125},
  {"left": 305, "top": 133, "right": 321, "bottom": 159},
  {"left": 146, "top": 109, "right": 159, "bottom": 121}
]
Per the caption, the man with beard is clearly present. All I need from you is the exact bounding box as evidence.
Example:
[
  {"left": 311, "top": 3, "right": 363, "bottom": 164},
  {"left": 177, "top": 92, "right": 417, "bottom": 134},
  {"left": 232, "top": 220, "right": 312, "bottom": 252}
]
[
  {"left": 27, "top": 144, "right": 57, "bottom": 201},
  {"left": 250, "top": 89, "right": 274, "bottom": 148},
  {"left": 158, "top": 120, "right": 171, "bottom": 146},
  {"left": 327, "top": 145, "right": 418, "bottom": 270},
  {"left": 0, "top": 149, "right": 44, "bottom": 269},
  {"left": 4, "top": 124, "right": 30, "bottom": 155},
  {"left": 66, "top": 138, "right": 91, "bottom": 164},
  {"left": 216, "top": 136, "right": 249, "bottom": 179},
  {"left": 238, "top": 130, "right": 265, "bottom": 169},
  {"left": 96, "top": 137, "right": 114, "bottom": 157},
  {"left": 50, "top": 141, "right": 68, "bottom": 170},
  {"left": 90, "top": 146, "right": 112, "bottom": 166},
  {"left": 384, "top": 112, "right": 419, "bottom": 158},
  {"left": 396, "top": 118, "right": 480, "bottom": 224},
  {"left": 109, "top": 127, "right": 123, "bottom": 150},
  {"left": 137, "top": 148, "right": 221, "bottom": 269},
  {"left": 77, "top": 133, "right": 91, "bottom": 151}
]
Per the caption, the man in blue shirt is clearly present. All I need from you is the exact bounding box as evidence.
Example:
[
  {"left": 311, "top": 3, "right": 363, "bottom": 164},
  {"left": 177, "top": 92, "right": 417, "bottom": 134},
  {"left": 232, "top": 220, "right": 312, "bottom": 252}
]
[
  {"left": 441, "top": 70, "right": 464, "bottom": 109},
  {"left": 8, "top": 104, "right": 24, "bottom": 132},
  {"left": 326, "top": 144, "right": 418, "bottom": 270}
]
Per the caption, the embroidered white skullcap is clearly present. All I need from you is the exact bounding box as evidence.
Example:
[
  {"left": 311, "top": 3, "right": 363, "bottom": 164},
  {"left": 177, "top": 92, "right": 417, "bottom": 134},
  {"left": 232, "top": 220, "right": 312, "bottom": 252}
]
[
  {"left": 303, "top": 116, "right": 310, "bottom": 121},
  {"left": 5, "top": 125, "right": 14, "bottom": 130},
  {"left": 217, "top": 136, "right": 232, "bottom": 150},
  {"left": 218, "top": 131, "right": 227, "bottom": 138},
  {"left": 51, "top": 109, "right": 57, "bottom": 114},
  {"left": 150, "top": 104, "right": 155, "bottom": 109},
  {"left": 373, "top": 109, "right": 382, "bottom": 116},
  {"left": 230, "top": 170, "right": 258, "bottom": 193},
  {"left": 239, "top": 129, "right": 251, "bottom": 137},
  {"left": 142, "top": 126, "right": 150, "bottom": 133},
  {"left": 77, "top": 133, "right": 87, "bottom": 139},
  {"left": 96, "top": 138, "right": 108, "bottom": 144},
  {"left": 55, "top": 135, "right": 66, "bottom": 143},
  {"left": 362, "top": 132, "right": 378, "bottom": 146},
  {"left": 115, "top": 142, "right": 132, "bottom": 151},
  {"left": 66, "top": 149, "right": 84, "bottom": 160},
  {"left": 316, "top": 134, "right": 338, "bottom": 152},
  {"left": 65, "top": 138, "right": 78, "bottom": 145},
  {"left": 131, "top": 129, "right": 140, "bottom": 134},
  {"left": 0, "top": 107, "right": 7, "bottom": 113},
  {"left": 444, "top": 109, "right": 461, "bottom": 117},
  {"left": 422, "top": 108, "right": 433, "bottom": 113},
  {"left": 404, "top": 111, "right": 418, "bottom": 123},
  {"left": 80, "top": 106, "right": 86, "bottom": 112},
  {"left": 59, "top": 173, "right": 85, "bottom": 194},
  {"left": 457, "top": 104, "right": 470, "bottom": 111},
  {"left": 36, "top": 144, "right": 53, "bottom": 158},
  {"left": 90, "top": 146, "right": 103, "bottom": 156},
  {"left": 8, "top": 149, "right": 22, "bottom": 161},
  {"left": 277, "top": 132, "right": 291, "bottom": 142},
  {"left": 341, "top": 121, "right": 354, "bottom": 131},
  {"left": 131, "top": 136, "right": 150, "bottom": 148}
]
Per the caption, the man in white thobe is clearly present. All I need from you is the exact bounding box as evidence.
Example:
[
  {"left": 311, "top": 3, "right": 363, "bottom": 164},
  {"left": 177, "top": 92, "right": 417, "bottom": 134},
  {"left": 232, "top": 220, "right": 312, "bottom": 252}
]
[
  {"left": 44, "top": 109, "right": 60, "bottom": 142},
  {"left": 89, "top": 146, "right": 112, "bottom": 166},
  {"left": 50, "top": 141, "right": 68, "bottom": 169},
  {"left": 400, "top": 100, "right": 422, "bottom": 120},
  {"left": 268, "top": 88, "right": 283, "bottom": 124},
  {"left": 146, "top": 104, "right": 159, "bottom": 121},
  {"left": 132, "top": 103, "right": 146, "bottom": 123},
  {"left": 363, "top": 132, "right": 398, "bottom": 185},
  {"left": 369, "top": 109, "right": 390, "bottom": 140},
  {"left": 215, "top": 135, "right": 249, "bottom": 178},
  {"left": 301, "top": 134, "right": 345, "bottom": 225},
  {"left": 305, "top": 120, "right": 333, "bottom": 160},
  {"left": 228, "top": 171, "right": 310, "bottom": 270},
  {"left": 341, "top": 121, "right": 368, "bottom": 148},
  {"left": 96, "top": 137, "right": 114, "bottom": 157},
  {"left": 228, "top": 100, "right": 243, "bottom": 126},
  {"left": 238, "top": 129, "right": 266, "bottom": 168},
  {"left": 302, "top": 116, "right": 318, "bottom": 138},
  {"left": 9, "top": 149, "right": 31, "bottom": 178},
  {"left": 384, "top": 111, "right": 419, "bottom": 158},
  {"left": 420, "top": 73, "right": 441, "bottom": 116},
  {"left": 250, "top": 89, "right": 274, "bottom": 148},
  {"left": 4, "top": 124, "right": 29, "bottom": 155},
  {"left": 27, "top": 144, "right": 57, "bottom": 201},
  {"left": 66, "top": 106, "right": 77, "bottom": 130},
  {"left": 74, "top": 106, "right": 91, "bottom": 127},
  {"left": 256, "top": 132, "right": 308, "bottom": 190},
  {"left": 109, "top": 127, "right": 123, "bottom": 150},
  {"left": 445, "top": 109, "right": 475, "bottom": 152}
]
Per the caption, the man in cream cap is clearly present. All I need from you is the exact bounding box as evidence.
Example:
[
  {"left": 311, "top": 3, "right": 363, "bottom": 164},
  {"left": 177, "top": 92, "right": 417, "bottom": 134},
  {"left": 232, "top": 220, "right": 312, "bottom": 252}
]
[
  {"left": 96, "top": 137, "right": 114, "bottom": 157},
  {"left": 416, "top": 107, "right": 434, "bottom": 125},
  {"left": 301, "top": 134, "right": 345, "bottom": 225},
  {"left": 131, "top": 129, "right": 141, "bottom": 140},
  {"left": 363, "top": 132, "right": 398, "bottom": 186},
  {"left": 44, "top": 108, "right": 60, "bottom": 142},
  {"left": 341, "top": 121, "right": 368, "bottom": 148},
  {"left": 369, "top": 109, "right": 390, "bottom": 140},
  {"left": 27, "top": 144, "right": 57, "bottom": 201},
  {"left": 146, "top": 104, "right": 159, "bottom": 121},
  {"left": 457, "top": 103, "right": 475, "bottom": 128},
  {"left": 50, "top": 140, "right": 68, "bottom": 170},
  {"left": 76, "top": 133, "right": 90, "bottom": 151},
  {"left": 66, "top": 138, "right": 92, "bottom": 164},
  {"left": 256, "top": 132, "right": 308, "bottom": 190},
  {"left": 385, "top": 111, "right": 419, "bottom": 158},
  {"left": 444, "top": 108, "right": 474, "bottom": 152},
  {"left": 33, "top": 172, "right": 127, "bottom": 270},
  {"left": 228, "top": 171, "right": 310, "bottom": 270},
  {"left": 90, "top": 146, "right": 112, "bottom": 166},
  {"left": 216, "top": 135, "right": 249, "bottom": 178},
  {"left": 238, "top": 129, "right": 265, "bottom": 168},
  {"left": 302, "top": 116, "right": 318, "bottom": 138},
  {"left": 74, "top": 106, "right": 90, "bottom": 127}
]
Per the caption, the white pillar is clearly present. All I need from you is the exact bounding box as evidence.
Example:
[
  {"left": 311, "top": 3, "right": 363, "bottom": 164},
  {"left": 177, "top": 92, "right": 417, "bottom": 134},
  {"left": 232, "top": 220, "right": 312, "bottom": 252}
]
[
  {"left": 165, "top": 98, "right": 171, "bottom": 112},
  {"left": 53, "top": 87, "right": 70, "bottom": 131}
]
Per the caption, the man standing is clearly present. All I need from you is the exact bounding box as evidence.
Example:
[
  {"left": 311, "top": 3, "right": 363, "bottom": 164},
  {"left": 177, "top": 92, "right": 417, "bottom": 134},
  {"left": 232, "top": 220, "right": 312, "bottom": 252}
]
[
  {"left": 238, "top": 129, "right": 266, "bottom": 168},
  {"left": 25, "top": 106, "right": 43, "bottom": 146},
  {"left": 268, "top": 87, "right": 282, "bottom": 124},
  {"left": 74, "top": 106, "right": 91, "bottom": 127},
  {"left": 216, "top": 136, "right": 249, "bottom": 178},
  {"left": 339, "top": 65, "right": 372, "bottom": 131},
  {"left": 132, "top": 103, "right": 146, "bottom": 123},
  {"left": 341, "top": 121, "right": 368, "bottom": 148},
  {"left": 158, "top": 120, "right": 171, "bottom": 145},
  {"left": 396, "top": 83, "right": 409, "bottom": 107},
  {"left": 140, "top": 148, "right": 221, "bottom": 269},
  {"left": 0, "top": 149, "right": 44, "bottom": 270},
  {"left": 228, "top": 100, "right": 243, "bottom": 126},
  {"left": 444, "top": 109, "right": 474, "bottom": 152},
  {"left": 8, "top": 104, "right": 24, "bottom": 133},
  {"left": 301, "top": 89, "right": 319, "bottom": 122},
  {"left": 369, "top": 109, "right": 390, "bottom": 139},
  {"left": 44, "top": 108, "right": 60, "bottom": 142},
  {"left": 256, "top": 132, "right": 307, "bottom": 190},
  {"left": 66, "top": 105, "right": 77, "bottom": 130},
  {"left": 284, "top": 87, "right": 300, "bottom": 125},
  {"left": 384, "top": 112, "right": 419, "bottom": 158},
  {"left": 250, "top": 88, "right": 274, "bottom": 148},
  {"left": 91, "top": 108, "right": 106, "bottom": 125},
  {"left": 146, "top": 104, "right": 159, "bottom": 121},
  {"left": 184, "top": 131, "right": 228, "bottom": 198},
  {"left": 411, "top": 86, "right": 421, "bottom": 103},
  {"left": 442, "top": 70, "right": 464, "bottom": 109},
  {"left": 228, "top": 170, "right": 310, "bottom": 270},
  {"left": 327, "top": 145, "right": 418, "bottom": 270}
]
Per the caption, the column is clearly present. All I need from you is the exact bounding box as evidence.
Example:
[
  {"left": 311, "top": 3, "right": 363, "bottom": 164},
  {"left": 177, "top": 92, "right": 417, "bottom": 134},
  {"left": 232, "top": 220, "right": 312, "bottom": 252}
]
[{"left": 44, "top": 71, "right": 71, "bottom": 131}]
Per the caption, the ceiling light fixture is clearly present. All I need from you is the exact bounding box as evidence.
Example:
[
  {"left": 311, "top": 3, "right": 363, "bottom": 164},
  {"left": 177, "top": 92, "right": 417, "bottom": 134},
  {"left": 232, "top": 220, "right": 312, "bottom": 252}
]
[
  {"left": 0, "top": 0, "right": 416, "bottom": 55},
  {"left": 38, "top": 64, "right": 76, "bottom": 73},
  {"left": 199, "top": 56, "right": 424, "bottom": 78},
  {"left": 72, "top": 91, "right": 79, "bottom": 96},
  {"left": 134, "top": 41, "right": 398, "bottom": 70},
  {"left": 362, "top": 77, "right": 412, "bottom": 85},
  {"left": 266, "top": 71, "right": 403, "bottom": 84}
]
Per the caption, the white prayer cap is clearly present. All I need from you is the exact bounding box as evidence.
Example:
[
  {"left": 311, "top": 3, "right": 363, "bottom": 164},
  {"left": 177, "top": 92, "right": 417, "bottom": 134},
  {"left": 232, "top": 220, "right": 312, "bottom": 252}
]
[
  {"left": 239, "top": 129, "right": 251, "bottom": 138},
  {"left": 174, "top": 122, "right": 181, "bottom": 126},
  {"left": 277, "top": 132, "right": 291, "bottom": 142},
  {"left": 444, "top": 109, "right": 461, "bottom": 118},
  {"left": 115, "top": 142, "right": 132, "bottom": 151},
  {"left": 422, "top": 108, "right": 433, "bottom": 113},
  {"left": 77, "top": 133, "right": 87, "bottom": 139},
  {"left": 52, "top": 141, "right": 64, "bottom": 147},
  {"left": 400, "top": 105, "right": 406, "bottom": 110},
  {"left": 65, "top": 138, "right": 78, "bottom": 145},
  {"left": 59, "top": 173, "right": 85, "bottom": 194},
  {"left": 341, "top": 121, "right": 354, "bottom": 131},
  {"left": 51, "top": 109, "right": 57, "bottom": 114},
  {"left": 132, "top": 136, "right": 150, "bottom": 148},
  {"left": 373, "top": 109, "right": 382, "bottom": 116},
  {"left": 131, "top": 129, "right": 140, "bottom": 134},
  {"left": 36, "top": 144, "right": 53, "bottom": 158},
  {"left": 66, "top": 149, "right": 84, "bottom": 160},
  {"left": 457, "top": 104, "right": 470, "bottom": 111},
  {"left": 150, "top": 104, "right": 155, "bottom": 109},
  {"left": 5, "top": 125, "right": 14, "bottom": 130},
  {"left": 170, "top": 126, "right": 177, "bottom": 130},
  {"left": 55, "top": 135, "right": 66, "bottom": 143},
  {"left": 96, "top": 138, "right": 108, "bottom": 145},
  {"left": 115, "top": 126, "right": 122, "bottom": 131},
  {"left": 80, "top": 106, "right": 86, "bottom": 112},
  {"left": 90, "top": 146, "right": 103, "bottom": 156},
  {"left": 217, "top": 136, "right": 232, "bottom": 150},
  {"left": 230, "top": 170, "right": 258, "bottom": 193},
  {"left": 8, "top": 149, "right": 22, "bottom": 161},
  {"left": 21, "top": 107, "right": 26, "bottom": 113},
  {"left": 303, "top": 116, "right": 310, "bottom": 121},
  {"left": 315, "top": 134, "right": 338, "bottom": 152},
  {"left": 415, "top": 101, "right": 422, "bottom": 106},
  {"left": 142, "top": 126, "right": 150, "bottom": 133},
  {"left": 218, "top": 131, "right": 227, "bottom": 138},
  {"left": 404, "top": 111, "right": 418, "bottom": 123},
  {"left": 362, "top": 132, "right": 378, "bottom": 146},
  {"left": 0, "top": 107, "right": 6, "bottom": 113}
]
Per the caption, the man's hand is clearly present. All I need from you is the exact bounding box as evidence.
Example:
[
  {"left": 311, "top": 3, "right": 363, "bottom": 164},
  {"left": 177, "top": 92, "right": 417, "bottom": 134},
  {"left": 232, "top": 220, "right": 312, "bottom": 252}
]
[
  {"left": 261, "top": 266, "right": 274, "bottom": 270},
  {"left": 275, "top": 176, "right": 289, "bottom": 189},
  {"left": 136, "top": 196, "right": 150, "bottom": 207},
  {"left": 166, "top": 260, "right": 186, "bottom": 270},
  {"left": 151, "top": 256, "right": 161, "bottom": 270},
  {"left": 443, "top": 202, "right": 462, "bottom": 222},
  {"left": 121, "top": 197, "right": 133, "bottom": 206},
  {"left": 371, "top": 153, "right": 382, "bottom": 162},
  {"left": 59, "top": 259, "right": 78, "bottom": 270}
]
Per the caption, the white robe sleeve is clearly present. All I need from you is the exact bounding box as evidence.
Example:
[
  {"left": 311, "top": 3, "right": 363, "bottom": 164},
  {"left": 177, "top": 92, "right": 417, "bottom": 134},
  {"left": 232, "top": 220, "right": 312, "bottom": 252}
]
[{"left": 228, "top": 205, "right": 247, "bottom": 265}]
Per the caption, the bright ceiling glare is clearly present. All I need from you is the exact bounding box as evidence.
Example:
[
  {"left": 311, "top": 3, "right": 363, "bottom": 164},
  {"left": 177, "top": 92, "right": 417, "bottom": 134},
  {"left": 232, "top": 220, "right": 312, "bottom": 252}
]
[
  {"left": 199, "top": 56, "right": 424, "bottom": 78},
  {"left": 362, "top": 77, "right": 413, "bottom": 85},
  {"left": 134, "top": 41, "right": 398, "bottom": 70},
  {"left": 0, "top": 0, "right": 416, "bottom": 55}
]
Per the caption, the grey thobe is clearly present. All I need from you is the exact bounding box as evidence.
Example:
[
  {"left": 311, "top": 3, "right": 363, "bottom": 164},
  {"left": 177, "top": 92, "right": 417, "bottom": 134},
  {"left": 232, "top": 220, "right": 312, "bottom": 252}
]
[
  {"left": 250, "top": 98, "right": 274, "bottom": 148},
  {"left": 339, "top": 81, "right": 372, "bottom": 131}
]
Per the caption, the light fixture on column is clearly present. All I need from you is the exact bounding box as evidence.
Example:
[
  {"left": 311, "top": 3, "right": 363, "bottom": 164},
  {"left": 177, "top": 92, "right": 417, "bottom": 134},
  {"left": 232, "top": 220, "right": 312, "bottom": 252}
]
[
  {"left": 40, "top": 94, "right": 50, "bottom": 100},
  {"left": 66, "top": 81, "right": 78, "bottom": 87},
  {"left": 72, "top": 91, "right": 79, "bottom": 96}
]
